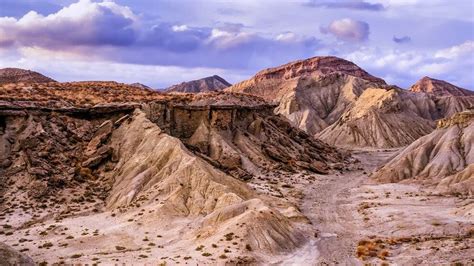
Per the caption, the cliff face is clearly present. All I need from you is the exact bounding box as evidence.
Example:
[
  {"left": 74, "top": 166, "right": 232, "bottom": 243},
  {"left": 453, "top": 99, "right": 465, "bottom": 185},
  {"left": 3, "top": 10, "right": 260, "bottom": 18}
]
[
  {"left": 141, "top": 99, "right": 345, "bottom": 179},
  {"left": 410, "top": 76, "right": 474, "bottom": 97},
  {"left": 0, "top": 106, "right": 309, "bottom": 261},
  {"left": 0, "top": 68, "right": 56, "bottom": 84},
  {"left": 166, "top": 75, "right": 231, "bottom": 93}
]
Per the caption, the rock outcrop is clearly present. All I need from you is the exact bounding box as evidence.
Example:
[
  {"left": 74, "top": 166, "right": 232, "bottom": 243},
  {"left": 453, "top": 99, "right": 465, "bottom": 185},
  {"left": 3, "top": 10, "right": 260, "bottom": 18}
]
[
  {"left": 227, "top": 57, "right": 474, "bottom": 148},
  {"left": 316, "top": 87, "right": 436, "bottom": 148},
  {"left": 410, "top": 76, "right": 474, "bottom": 96},
  {"left": 226, "top": 56, "right": 387, "bottom": 136},
  {"left": 141, "top": 95, "right": 346, "bottom": 179},
  {"left": 372, "top": 110, "right": 474, "bottom": 195},
  {"left": 104, "top": 110, "right": 307, "bottom": 253},
  {"left": 0, "top": 80, "right": 348, "bottom": 262},
  {"left": 166, "top": 75, "right": 231, "bottom": 93},
  {"left": 0, "top": 68, "right": 56, "bottom": 84}
]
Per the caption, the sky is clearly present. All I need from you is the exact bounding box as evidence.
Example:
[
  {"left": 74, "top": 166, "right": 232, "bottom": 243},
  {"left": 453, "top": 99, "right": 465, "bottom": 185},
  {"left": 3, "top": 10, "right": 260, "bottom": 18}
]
[{"left": 0, "top": 0, "right": 473, "bottom": 89}]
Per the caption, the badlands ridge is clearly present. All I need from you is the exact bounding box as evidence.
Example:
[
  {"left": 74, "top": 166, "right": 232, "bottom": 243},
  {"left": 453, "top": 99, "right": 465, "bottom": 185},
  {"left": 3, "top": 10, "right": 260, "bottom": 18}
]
[{"left": 0, "top": 56, "right": 473, "bottom": 265}]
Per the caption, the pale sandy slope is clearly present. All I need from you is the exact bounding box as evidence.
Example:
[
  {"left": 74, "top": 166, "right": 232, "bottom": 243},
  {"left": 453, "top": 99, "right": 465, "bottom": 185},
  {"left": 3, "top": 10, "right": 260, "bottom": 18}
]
[
  {"left": 248, "top": 149, "right": 474, "bottom": 265},
  {"left": 2, "top": 110, "right": 311, "bottom": 264},
  {"left": 317, "top": 87, "right": 435, "bottom": 148},
  {"left": 372, "top": 111, "right": 473, "bottom": 195},
  {"left": 316, "top": 87, "right": 474, "bottom": 148}
]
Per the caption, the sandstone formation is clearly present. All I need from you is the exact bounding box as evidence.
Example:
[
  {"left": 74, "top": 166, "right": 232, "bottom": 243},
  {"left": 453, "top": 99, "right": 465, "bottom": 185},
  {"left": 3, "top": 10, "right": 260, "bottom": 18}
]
[
  {"left": 0, "top": 67, "right": 56, "bottom": 84},
  {"left": 410, "top": 76, "right": 474, "bottom": 96},
  {"left": 227, "top": 56, "right": 387, "bottom": 136},
  {"left": 372, "top": 109, "right": 474, "bottom": 195},
  {"left": 2, "top": 63, "right": 472, "bottom": 265},
  {"left": 227, "top": 57, "right": 474, "bottom": 148},
  {"left": 312, "top": 75, "right": 474, "bottom": 149},
  {"left": 0, "top": 79, "right": 350, "bottom": 263},
  {"left": 166, "top": 75, "right": 231, "bottom": 93},
  {"left": 317, "top": 87, "right": 436, "bottom": 148},
  {"left": 105, "top": 110, "right": 307, "bottom": 253}
]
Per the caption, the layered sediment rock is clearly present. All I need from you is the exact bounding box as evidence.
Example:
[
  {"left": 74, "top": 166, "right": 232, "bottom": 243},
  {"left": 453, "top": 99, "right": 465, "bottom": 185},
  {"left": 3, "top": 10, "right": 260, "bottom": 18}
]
[
  {"left": 372, "top": 110, "right": 474, "bottom": 195},
  {"left": 227, "top": 56, "right": 387, "bottom": 136},
  {"left": 228, "top": 56, "right": 474, "bottom": 148}
]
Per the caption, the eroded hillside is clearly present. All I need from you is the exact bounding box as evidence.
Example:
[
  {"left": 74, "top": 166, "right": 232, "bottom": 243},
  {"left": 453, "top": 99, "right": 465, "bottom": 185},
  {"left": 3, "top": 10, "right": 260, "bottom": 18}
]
[
  {"left": 0, "top": 80, "right": 350, "bottom": 264},
  {"left": 1, "top": 65, "right": 473, "bottom": 265},
  {"left": 228, "top": 56, "right": 474, "bottom": 148},
  {"left": 373, "top": 109, "right": 474, "bottom": 195}
]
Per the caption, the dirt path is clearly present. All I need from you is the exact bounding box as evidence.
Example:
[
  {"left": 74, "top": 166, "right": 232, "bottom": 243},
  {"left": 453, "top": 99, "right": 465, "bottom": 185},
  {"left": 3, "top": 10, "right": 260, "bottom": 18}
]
[
  {"left": 286, "top": 148, "right": 474, "bottom": 265},
  {"left": 299, "top": 149, "right": 397, "bottom": 265}
]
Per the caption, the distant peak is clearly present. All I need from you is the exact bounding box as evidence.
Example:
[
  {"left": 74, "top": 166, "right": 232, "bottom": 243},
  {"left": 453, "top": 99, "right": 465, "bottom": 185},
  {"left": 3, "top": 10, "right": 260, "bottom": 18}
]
[
  {"left": 410, "top": 76, "right": 474, "bottom": 97},
  {"left": 0, "top": 67, "right": 56, "bottom": 84},
  {"left": 165, "top": 75, "right": 231, "bottom": 93}
]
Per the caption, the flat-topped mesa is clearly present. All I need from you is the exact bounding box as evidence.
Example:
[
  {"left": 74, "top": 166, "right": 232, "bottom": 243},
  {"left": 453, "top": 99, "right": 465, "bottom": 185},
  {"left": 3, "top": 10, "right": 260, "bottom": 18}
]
[
  {"left": 410, "top": 76, "right": 474, "bottom": 97},
  {"left": 252, "top": 56, "right": 386, "bottom": 83},
  {"left": 0, "top": 67, "right": 56, "bottom": 84},
  {"left": 166, "top": 75, "right": 231, "bottom": 93}
]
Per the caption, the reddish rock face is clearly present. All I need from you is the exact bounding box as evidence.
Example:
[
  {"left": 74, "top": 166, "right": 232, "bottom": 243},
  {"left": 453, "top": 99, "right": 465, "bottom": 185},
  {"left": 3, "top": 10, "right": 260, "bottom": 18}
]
[
  {"left": 410, "top": 76, "right": 474, "bottom": 97},
  {"left": 227, "top": 56, "right": 386, "bottom": 101},
  {"left": 252, "top": 56, "right": 385, "bottom": 84}
]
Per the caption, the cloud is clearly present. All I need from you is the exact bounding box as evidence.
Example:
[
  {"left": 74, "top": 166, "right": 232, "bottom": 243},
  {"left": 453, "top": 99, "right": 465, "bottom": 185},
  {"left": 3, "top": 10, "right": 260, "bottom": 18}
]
[
  {"left": 344, "top": 42, "right": 474, "bottom": 89},
  {"left": 305, "top": 0, "right": 385, "bottom": 11},
  {"left": 142, "top": 23, "right": 210, "bottom": 52},
  {"left": 0, "top": 46, "right": 250, "bottom": 88},
  {"left": 320, "top": 18, "right": 370, "bottom": 42},
  {"left": 393, "top": 36, "right": 411, "bottom": 43},
  {"left": 0, "top": 0, "right": 321, "bottom": 71},
  {"left": 0, "top": 0, "right": 137, "bottom": 48},
  {"left": 434, "top": 40, "right": 474, "bottom": 59}
]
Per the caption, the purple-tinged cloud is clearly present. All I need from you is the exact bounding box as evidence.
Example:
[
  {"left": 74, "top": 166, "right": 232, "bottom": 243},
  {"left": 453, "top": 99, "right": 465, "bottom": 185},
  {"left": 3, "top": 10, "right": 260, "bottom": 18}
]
[
  {"left": 0, "top": 0, "right": 320, "bottom": 70},
  {"left": 393, "top": 36, "right": 411, "bottom": 43},
  {"left": 321, "top": 18, "right": 370, "bottom": 42},
  {"left": 306, "top": 0, "right": 385, "bottom": 11},
  {"left": 0, "top": 0, "right": 137, "bottom": 48},
  {"left": 142, "top": 23, "right": 211, "bottom": 52}
]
